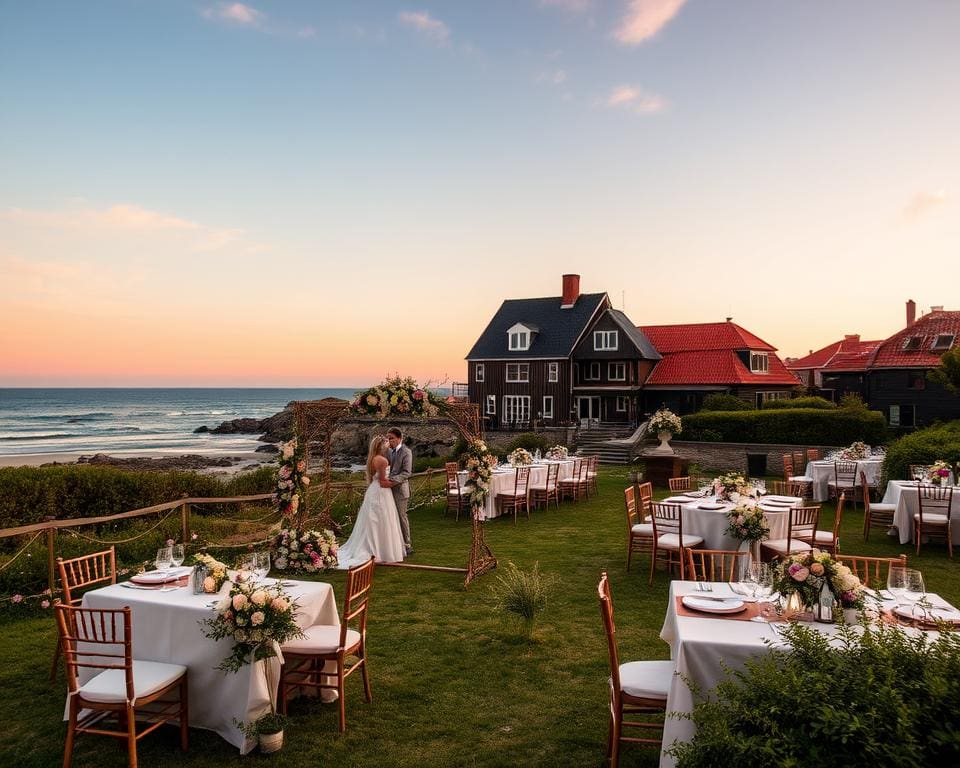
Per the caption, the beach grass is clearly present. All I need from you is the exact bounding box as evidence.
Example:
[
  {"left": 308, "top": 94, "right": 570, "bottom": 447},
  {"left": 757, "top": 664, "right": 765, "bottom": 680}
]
[{"left": 0, "top": 468, "right": 955, "bottom": 768}]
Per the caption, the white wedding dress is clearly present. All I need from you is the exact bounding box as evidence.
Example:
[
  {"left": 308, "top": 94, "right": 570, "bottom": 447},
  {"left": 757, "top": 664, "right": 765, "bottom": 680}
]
[{"left": 337, "top": 474, "right": 406, "bottom": 567}]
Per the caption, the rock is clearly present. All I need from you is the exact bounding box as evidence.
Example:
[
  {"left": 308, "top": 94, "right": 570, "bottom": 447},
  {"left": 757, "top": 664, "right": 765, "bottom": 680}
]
[
  {"left": 256, "top": 444, "right": 280, "bottom": 454},
  {"left": 72, "top": 454, "right": 240, "bottom": 472},
  {"left": 193, "top": 425, "right": 210, "bottom": 433},
  {"left": 210, "top": 417, "right": 262, "bottom": 435}
]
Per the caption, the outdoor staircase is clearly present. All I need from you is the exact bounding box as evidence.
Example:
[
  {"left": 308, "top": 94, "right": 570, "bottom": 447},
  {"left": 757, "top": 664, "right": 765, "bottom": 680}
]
[{"left": 575, "top": 422, "right": 649, "bottom": 465}]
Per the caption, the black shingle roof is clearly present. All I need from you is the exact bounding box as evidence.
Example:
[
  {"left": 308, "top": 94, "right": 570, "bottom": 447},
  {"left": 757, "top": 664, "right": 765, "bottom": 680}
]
[
  {"left": 466, "top": 293, "right": 608, "bottom": 359},
  {"left": 608, "top": 310, "right": 661, "bottom": 361}
]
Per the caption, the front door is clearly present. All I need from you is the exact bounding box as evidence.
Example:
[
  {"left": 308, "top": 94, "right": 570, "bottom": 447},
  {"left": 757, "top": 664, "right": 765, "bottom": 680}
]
[{"left": 577, "top": 396, "right": 601, "bottom": 425}]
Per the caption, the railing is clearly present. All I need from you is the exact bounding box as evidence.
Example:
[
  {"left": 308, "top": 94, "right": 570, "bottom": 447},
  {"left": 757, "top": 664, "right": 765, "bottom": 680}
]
[{"left": 450, "top": 382, "right": 470, "bottom": 399}]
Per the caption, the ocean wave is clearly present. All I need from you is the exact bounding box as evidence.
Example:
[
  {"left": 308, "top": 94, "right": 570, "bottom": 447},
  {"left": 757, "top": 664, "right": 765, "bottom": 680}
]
[
  {"left": 0, "top": 433, "right": 79, "bottom": 441},
  {"left": 16, "top": 412, "right": 113, "bottom": 422},
  {"left": 166, "top": 410, "right": 234, "bottom": 417}
]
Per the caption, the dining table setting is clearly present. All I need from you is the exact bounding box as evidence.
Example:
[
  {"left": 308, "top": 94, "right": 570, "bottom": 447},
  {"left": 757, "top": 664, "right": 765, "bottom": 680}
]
[
  {"left": 459, "top": 457, "right": 577, "bottom": 520},
  {"left": 805, "top": 455, "right": 884, "bottom": 501},
  {"left": 883, "top": 478, "right": 960, "bottom": 544}
]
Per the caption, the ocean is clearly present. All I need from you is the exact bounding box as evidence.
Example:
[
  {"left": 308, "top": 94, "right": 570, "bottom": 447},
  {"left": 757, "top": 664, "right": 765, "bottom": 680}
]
[{"left": 0, "top": 388, "right": 361, "bottom": 458}]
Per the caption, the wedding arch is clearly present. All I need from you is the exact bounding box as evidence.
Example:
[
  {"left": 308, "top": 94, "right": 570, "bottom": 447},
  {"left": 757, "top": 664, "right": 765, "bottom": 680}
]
[{"left": 292, "top": 393, "right": 497, "bottom": 588}]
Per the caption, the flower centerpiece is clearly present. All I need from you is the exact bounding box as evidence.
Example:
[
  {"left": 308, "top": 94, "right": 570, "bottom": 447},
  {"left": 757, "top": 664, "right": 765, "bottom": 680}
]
[
  {"left": 193, "top": 552, "right": 229, "bottom": 593},
  {"left": 546, "top": 445, "right": 568, "bottom": 460},
  {"left": 273, "top": 528, "right": 338, "bottom": 572},
  {"left": 928, "top": 460, "right": 952, "bottom": 486},
  {"left": 649, "top": 407, "right": 682, "bottom": 454},
  {"left": 274, "top": 438, "right": 310, "bottom": 527},
  {"left": 507, "top": 447, "right": 533, "bottom": 467},
  {"left": 725, "top": 503, "right": 770, "bottom": 543},
  {"left": 774, "top": 550, "right": 865, "bottom": 617},
  {"left": 349, "top": 375, "right": 445, "bottom": 419},
  {"left": 838, "top": 441, "right": 871, "bottom": 461},
  {"left": 462, "top": 439, "right": 498, "bottom": 513},
  {"left": 713, "top": 472, "right": 748, "bottom": 502}
]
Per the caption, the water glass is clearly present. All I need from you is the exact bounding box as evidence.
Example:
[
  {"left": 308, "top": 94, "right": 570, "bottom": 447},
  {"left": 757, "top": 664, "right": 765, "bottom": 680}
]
[
  {"left": 887, "top": 566, "right": 907, "bottom": 606},
  {"left": 171, "top": 544, "right": 185, "bottom": 568},
  {"left": 254, "top": 551, "right": 271, "bottom": 582},
  {"left": 902, "top": 569, "right": 926, "bottom": 620},
  {"left": 154, "top": 546, "right": 173, "bottom": 572}
]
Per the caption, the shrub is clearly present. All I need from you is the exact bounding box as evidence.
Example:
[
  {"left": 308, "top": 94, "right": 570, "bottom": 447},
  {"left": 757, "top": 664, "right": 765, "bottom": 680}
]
[
  {"left": 669, "top": 620, "right": 960, "bottom": 767},
  {"left": 839, "top": 393, "right": 869, "bottom": 410},
  {"left": 882, "top": 420, "right": 960, "bottom": 484},
  {"left": 701, "top": 394, "right": 753, "bottom": 412},
  {"left": 506, "top": 432, "right": 554, "bottom": 455},
  {"left": 761, "top": 396, "right": 836, "bottom": 410},
  {"left": 681, "top": 408, "right": 887, "bottom": 445},
  {"left": 490, "top": 561, "right": 554, "bottom": 639}
]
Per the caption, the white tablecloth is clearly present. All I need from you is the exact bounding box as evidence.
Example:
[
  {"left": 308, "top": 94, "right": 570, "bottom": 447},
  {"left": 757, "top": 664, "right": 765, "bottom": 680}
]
[
  {"left": 460, "top": 460, "right": 575, "bottom": 520},
  {"left": 77, "top": 578, "right": 339, "bottom": 753},
  {"left": 670, "top": 496, "right": 797, "bottom": 550},
  {"left": 883, "top": 480, "right": 960, "bottom": 545},
  {"left": 806, "top": 459, "right": 883, "bottom": 502}
]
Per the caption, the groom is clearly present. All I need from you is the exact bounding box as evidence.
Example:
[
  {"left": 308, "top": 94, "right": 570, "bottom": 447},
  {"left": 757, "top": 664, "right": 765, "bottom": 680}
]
[{"left": 381, "top": 427, "right": 413, "bottom": 556}]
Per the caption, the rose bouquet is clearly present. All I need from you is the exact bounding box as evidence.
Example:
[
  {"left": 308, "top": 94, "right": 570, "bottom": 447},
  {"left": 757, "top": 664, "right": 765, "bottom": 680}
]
[
  {"left": 349, "top": 376, "right": 444, "bottom": 419},
  {"left": 273, "top": 528, "right": 338, "bottom": 572},
  {"left": 275, "top": 438, "right": 310, "bottom": 526},
  {"left": 774, "top": 549, "right": 865, "bottom": 610},
  {"left": 507, "top": 447, "right": 533, "bottom": 467},
  {"left": 928, "top": 460, "right": 952, "bottom": 485},
  {"left": 462, "top": 439, "right": 497, "bottom": 511},
  {"left": 193, "top": 552, "right": 229, "bottom": 593},
  {"left": 203, "top": 579, "right": 304, "bottom": 673},
  {"left": 839, "top": 441, "right": 871, "bottom": 461},
  {"left": 713, "top": 472, "right": 748, "bottom": 501},
  {"left": 649, "top": 407, "right": 682, "bottom": 435},
  {"left": 546, "top": 445, "right": 568, "bottom": 460},
  {"left": 725, "top": 503, "right": 770, "bottom": 543}
]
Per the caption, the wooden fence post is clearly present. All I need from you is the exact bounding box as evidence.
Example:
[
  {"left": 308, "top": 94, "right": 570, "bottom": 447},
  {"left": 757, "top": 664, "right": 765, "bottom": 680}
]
[
  {"left": 44, "top": 517, "right": 57, "bottom": 596},
  {"left": 181, "top": 503, "right": 190, "bottom": 545}
]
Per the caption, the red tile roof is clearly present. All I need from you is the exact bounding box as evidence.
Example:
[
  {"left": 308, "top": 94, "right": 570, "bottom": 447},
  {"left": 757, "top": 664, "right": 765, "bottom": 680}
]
[
  {"left": 787, "top": 336, "right": 882, "bottom": 373},
  {"left": 638, "top": 321, "right": 801, "bottom": 386},
  {"left": 869, "top": 311, "right": 960, "bottom": 368}
]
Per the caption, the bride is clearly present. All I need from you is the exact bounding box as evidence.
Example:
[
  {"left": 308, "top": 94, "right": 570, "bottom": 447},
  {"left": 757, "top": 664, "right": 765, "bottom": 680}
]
[{"left": 337, "top": 434, "right": 406, "bottom": 567}]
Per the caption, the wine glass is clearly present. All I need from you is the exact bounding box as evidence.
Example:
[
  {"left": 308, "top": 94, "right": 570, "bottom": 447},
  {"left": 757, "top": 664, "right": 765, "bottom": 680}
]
[
  {"left": 237, "top": 553, "right": 256, "bottom": 583},
  {"left": 154, "top": 546, "right": 173, "bottom": 574},
  {"left": 171, "top": 544, "right": 185, "bottom": 569},
  {"left": 254, "top": 551, "right": 271, "bottom": 583},
  {"left": 901, "top": 569, "right": 926, "bottom": 621},
  {"left": 751, "top": 563, "right": 774, "bottom": 616},
  {"left": 741, "top": 567, "right": 758, "bottom": 601},
  {"left": 887, "top": 566, "right": 907, "bottom": 608}
]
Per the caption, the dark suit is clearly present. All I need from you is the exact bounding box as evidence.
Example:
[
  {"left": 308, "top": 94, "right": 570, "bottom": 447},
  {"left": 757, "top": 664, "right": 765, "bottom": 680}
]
[{"left": 389, "top": 442, "right": 413, "bottom": 551}]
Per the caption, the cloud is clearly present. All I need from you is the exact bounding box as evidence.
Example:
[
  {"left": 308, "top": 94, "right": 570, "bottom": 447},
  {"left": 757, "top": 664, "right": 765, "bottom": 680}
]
[
  {"left": 903, "top": 190, "right": 948, "bottom": 220},
  {"left": 398, "top": 10, "right": 450, "bottom": 44},
  {"left": 203, "top": 3, "right": 262, "bottom": 25},
  {"left": 605, "top": 84, "right": 667, "bottom": 114},
  {"left": 614, "top": 0, "right": 686, "bottom": 45}
]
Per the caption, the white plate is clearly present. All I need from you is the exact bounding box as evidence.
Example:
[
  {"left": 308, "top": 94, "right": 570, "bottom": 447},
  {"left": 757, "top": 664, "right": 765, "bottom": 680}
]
[
  {"left": 664, "top": 496, "right": 691, "bottom": 504},
  {"left": 697, "top": 502, "right": 726, "bottom": 510},
  {"left": 130, "top": 566, "right": 192, "bottom": 584},
  {"left": 893, "top": 605, "right": 960, "bottom": 625},
  {"left": 760, "top": 502, "right": 793, "bottom": 510},
  {"left": 766, "top": 495, "right": 799, "bottom": 503},
  {"left": 681, "top": 595, "right": 746, "bottom": 614}
]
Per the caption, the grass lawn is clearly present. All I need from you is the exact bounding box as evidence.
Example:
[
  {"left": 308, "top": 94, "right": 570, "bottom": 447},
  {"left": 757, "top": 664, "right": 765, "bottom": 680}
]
[{"left": 1, "top": 468, "right": 956, "bottom": 768}]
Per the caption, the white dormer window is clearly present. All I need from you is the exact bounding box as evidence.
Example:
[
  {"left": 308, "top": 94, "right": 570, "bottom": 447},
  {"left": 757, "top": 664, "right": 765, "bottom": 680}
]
[
  {"left": 931, "top": 334, "right": 955, "bottom": 351},
  {"left": 507, "top": 323, "right": 534, "bottom": 351},
  {"left": 594, "top": 330, "right": 618, "bottom": 351},
  {"left": 750, "top": 352, "right": 769, "bottom": 373}
]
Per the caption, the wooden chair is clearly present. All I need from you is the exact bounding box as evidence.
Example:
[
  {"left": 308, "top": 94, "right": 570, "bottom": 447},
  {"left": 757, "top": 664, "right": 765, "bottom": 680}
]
[
  {"left": 649, "top": 503, "right": 704, "bottom": 585},
  {"left": 279, "top": 557, "right": 375, "bottom": 732},
  {"left": 52, "top": 547, "right": 118, "bottom": 682},
  {"left": 806, "top": 492, "right": 843, "bottom": 555},
  {"left": 667, "top": 476, "right": 692, "bottom": 492},
  {"left": 625, "top": 486, "right": 655, "bottom": 573},
  {"left": 684, "top": 549, "right": 751, "bottom": 583},
  {"left": 496, "top": 466, "right": 531, "bottom": 523},
  {"left": 586, "top": 455, "right": 600, "bottom": 497},
  {"left": 637, "top": 481, "right": 653, "bottom": 521},
  {"left": 768, "top": 480, "right": 806, "bottom": 498},
  {"left": 529, "top": 462, "right": 560, "bottom": 510},
  {"left": 598, "top": 572, "right": 671, "bottom": 767},
  {"left": 782, "top": 454, "right": 813, "bottom": 498},
  {"left": 828, "top": 460, "right": 860, "bottom": 510},
  {"left": 862, "top": 470, "right": 897, "bottom": 541},
  {"left": 913, "top": 483, "right": 955, "bottom": 558},
  {"left": 837, "top": 553, "right": 908, "bottom": 588},
  {"left": 559, "top": 459, "right": 589, "bottom": 502},
  {"left": 57, "top": 605, "right": 189, "bottom": 768},
  {"left": 806, "top": 448, "right": 820, "bottom": 462},
  {"left": 760, "top": 505, "right": 819, "bottom": 561},
  {"left": 444, "top": 462, "right": 470, "bottom": 522}
]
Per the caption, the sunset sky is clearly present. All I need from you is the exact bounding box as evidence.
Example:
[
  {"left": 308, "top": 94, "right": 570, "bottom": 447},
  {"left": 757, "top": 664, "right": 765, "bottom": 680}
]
[{"left": 1, "top": 1, "right": 958, "bottom": 387}]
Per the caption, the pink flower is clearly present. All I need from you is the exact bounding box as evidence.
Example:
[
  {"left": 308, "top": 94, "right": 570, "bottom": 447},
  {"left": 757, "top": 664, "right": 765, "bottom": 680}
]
[
  {"left": 166, "top": 538, "right": 175, "bottom": 546},
  {"left": 271, "top": 597, "right": 289, "bottom": 612},
  {"left": 43, "top": 588, "right": 52, "bottom": 596},
  {"left": 791, "top": 567, "right": 810, "bottom": 582},
  {"left": 203, "top": 576, "right": 217, "bottom": 592},
  {"left": 232, "top": 593, "right": 248, "bottom": 610},
  {"left": 279, "top": 466, "right": 292, "bottom": 480},
  {"left": 11, "top": 594, "right": 23, "bottom": 603},
  {"left": 810, "top": 563, "right": 825, "bottom": 576},
  {"left": 413, "top": 389, "right": 425, "bottom": 400},
  {"left": 939, "top": 468, "right": 950, "bottom": 477},
  {"left": 297, "top": 460, "right": 306, "bottom": 473},
  {"left": 250, "top": 611, "right": 265, "bottom": 626},
  {"left": 41, "top": 600, "right": 51, "bottom": 609},
  {"left": 191, "top": 532, "right": 198, "bottom": 541},
  {"left": 251, "top": 590, "right": 267, "bottom": 607}
]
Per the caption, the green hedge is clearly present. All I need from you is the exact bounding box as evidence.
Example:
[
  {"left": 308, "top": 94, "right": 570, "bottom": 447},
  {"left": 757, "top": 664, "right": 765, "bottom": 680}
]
[
  {"left": 700, "top": 394, "right": 753, "bottom": 411},
  {"left": 761, "top": 396, "right": 836, "bottom": 410},
  {"left": 882, "top": 420, "right": 960, "bottom": 483},
  {"left": 682, "top": 408, "right": 887, "bottom": 445}
]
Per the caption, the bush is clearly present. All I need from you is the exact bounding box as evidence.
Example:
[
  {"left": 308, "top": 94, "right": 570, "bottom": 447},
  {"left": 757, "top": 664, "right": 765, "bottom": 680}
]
[
  {"left": 701, "top": 394, "right": 753, "bottom": 411},
  {"left": 506, "top": 433, "right": 554, "bottom": 455},
  {"left": 670, "top": 621, "right": 960, "bottom": 767},
  {"left": 761, "top": 396, "right": 836, "bottom": 410},
  {"left": 681, "top": 408, "right": 887, "bottom": 445},
  {"left": 839, "top": 393, "right": 869, "bottom": 410},
  {"left": 882, "top": 420, "right": 960, "bottom": 483},
  {"left": 490, "top": 561, "right": 554, "bottom": 640}
]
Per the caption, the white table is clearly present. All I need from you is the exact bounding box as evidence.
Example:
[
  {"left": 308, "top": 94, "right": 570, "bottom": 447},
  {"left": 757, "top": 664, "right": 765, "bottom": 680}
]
[
  {"left": 460, "top": 460, "right": 575, "bottom": 520},
  {"left": 805, "top": 459, "right": 883, "bottom": 502},
  {"left": 78, "top": 578, "right": 339, "bottom": 753},
  {"left": 883, "top": 480, "right": 960, "bottom": 545},
  {"left": 665, "top": 495, "right": 797, "bottom": 551}
]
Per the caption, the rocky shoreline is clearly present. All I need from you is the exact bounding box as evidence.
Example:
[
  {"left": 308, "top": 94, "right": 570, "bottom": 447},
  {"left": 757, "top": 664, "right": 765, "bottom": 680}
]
[{"left": 39, "top": 453, "right": 262, "bottom": 473}]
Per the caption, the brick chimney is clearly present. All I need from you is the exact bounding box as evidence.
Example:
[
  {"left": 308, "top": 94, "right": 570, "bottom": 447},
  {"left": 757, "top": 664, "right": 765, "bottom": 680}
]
[
  {"left": 844, "top": 334, "right": 860, "bottom": 341},
  {"left": 561, "top": 274, "right": 580, "bottom": 308},
  {"left": 906, "top": 299, "right": 916, "bottom": 327}
]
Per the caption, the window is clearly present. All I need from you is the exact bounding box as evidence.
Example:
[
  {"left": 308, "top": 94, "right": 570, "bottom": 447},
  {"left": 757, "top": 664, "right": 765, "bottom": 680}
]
[
  {"left": 889, "top": 404, "right": 916, "bottom": 428},
  {"left": 616, "top": 396, "right": 628, "bottom": 413},
  {"left": 750, "top": 352, "right": 769, "bottom": 373},
  {"left": 932, "top": 334, "right": 955, "bottom": 351},
  {"left": 608, "top": 362, "right": 626, "bottom": 381},
  {"left": 542, "top": 396, "right": 554, "bottom": 419},
  {"left": 509, "top": 331, "right": 529, "bottom": 351},
  {"left": 594, "top": 330, "right": 618, "bottom": 351},
  {"left": 475, "top": 363, "right": 484, "bottom": 383},
  {"left": 889, "top": 405, "right": 900, "bottom": 426},
  {"left": 755, "top": 391, "right": 789, "bottom": 407},
  {"left": 485, "top": 395, "right": 496, "bottom": 415},
  {"left": 908, "top": 373, "right": 926, "bottom": 390},
  {"left": 503, "top": 395, "right": 531, "bottom": 425},
  {"left": 902, "top": 336, "right": 923, "bottom": 351},
  {"left": 585, "top": 362, "right": 600, "bottom": 380},
  {"left": 548, "top": 362, "right": 559, "bottom": 382},
  {"left": 506, "top": 363, "right": 529, "bottom": 382}
]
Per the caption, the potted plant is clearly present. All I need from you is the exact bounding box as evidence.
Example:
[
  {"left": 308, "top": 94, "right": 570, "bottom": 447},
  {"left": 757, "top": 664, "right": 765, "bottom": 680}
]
[
  {"left": 648, "top": 408, "right": 682, "bottom": 454},
  {"left": 236, "top": 712, "right": 289, "bottom": 754}
]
